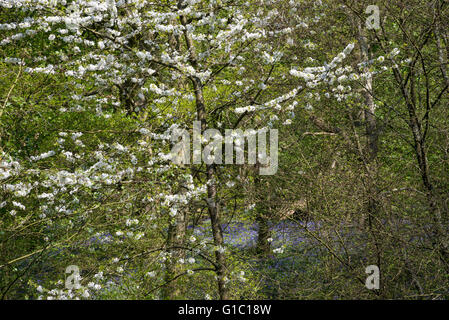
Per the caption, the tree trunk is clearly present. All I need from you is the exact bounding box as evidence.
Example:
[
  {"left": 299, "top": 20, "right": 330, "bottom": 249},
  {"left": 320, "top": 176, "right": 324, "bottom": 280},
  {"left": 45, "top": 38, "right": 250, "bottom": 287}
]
[
  {"left": 255, "top": 165, "right": 271, "bottom": 256},
  {"left": 162, "top": 209, "right": 186, "bottom": 299},
  {"left": 356, "top": 17, "right": 383, "bottom": 295},
  {"left": 178, "top": 2, "right": 229, "bottom": 299}
]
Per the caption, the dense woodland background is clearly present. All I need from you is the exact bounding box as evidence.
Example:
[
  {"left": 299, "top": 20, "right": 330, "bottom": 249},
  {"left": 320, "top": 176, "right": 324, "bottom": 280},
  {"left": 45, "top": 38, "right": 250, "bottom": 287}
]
[{"left": 1, "top": 0, "right": 449, "bottom": 300}]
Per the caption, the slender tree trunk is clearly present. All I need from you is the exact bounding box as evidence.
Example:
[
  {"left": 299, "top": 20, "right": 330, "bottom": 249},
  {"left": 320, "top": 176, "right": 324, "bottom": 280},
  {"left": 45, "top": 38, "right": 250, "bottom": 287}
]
[
  {"left": 162, "top": 209, "right": 186, "bottom": 299},
  {"left": 434, "top": 1, "right": 449, "bottom": 92},
  {"left": 256, "top": 213, "right": 270, "bottom": 256},
  {"left": 178, "top": 2, "right": 229, "bottom": 299},
  {"left": 255, "top": 165, "right": 271, "bottom": 256},
  {"left": 356, "top": 18, "right": 383, "bottom": 295},
  {"left": 388, "top": 40, "right": 449, "bottom": 272},
  {"left": 206, "top": 165, "right": 229, "bottom": 300}
]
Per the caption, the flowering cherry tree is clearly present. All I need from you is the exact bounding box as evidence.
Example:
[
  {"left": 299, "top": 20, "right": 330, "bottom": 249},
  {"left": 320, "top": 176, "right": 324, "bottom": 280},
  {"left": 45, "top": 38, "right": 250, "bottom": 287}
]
[{"left": 0, "top": 0, "right": 371, "bottom": 300}]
